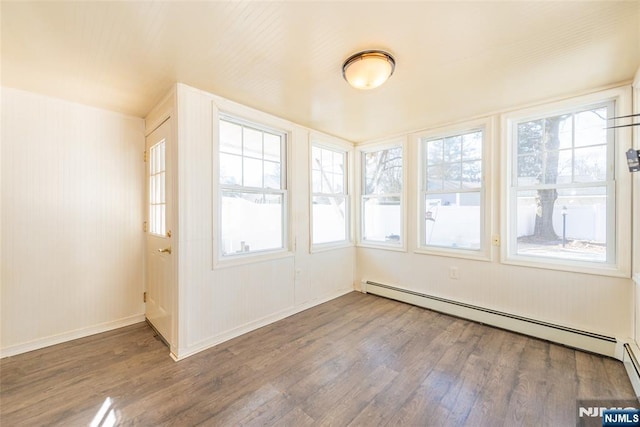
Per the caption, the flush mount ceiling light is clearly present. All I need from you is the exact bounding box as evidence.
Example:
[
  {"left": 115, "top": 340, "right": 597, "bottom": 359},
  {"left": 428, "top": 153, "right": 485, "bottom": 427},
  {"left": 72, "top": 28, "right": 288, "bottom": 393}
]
[{"left": 342, "top": 50, "right": 395, "bottom": 90}]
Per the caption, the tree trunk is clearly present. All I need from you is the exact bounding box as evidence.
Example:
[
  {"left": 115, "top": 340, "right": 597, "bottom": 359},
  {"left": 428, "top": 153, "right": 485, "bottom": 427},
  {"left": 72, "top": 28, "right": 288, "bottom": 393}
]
[
  {"left": 534, "top": 189, "right": 558, "bottom": 240},
  {"left": 533, "top": 116, "right": 563, "bottom": 240}
]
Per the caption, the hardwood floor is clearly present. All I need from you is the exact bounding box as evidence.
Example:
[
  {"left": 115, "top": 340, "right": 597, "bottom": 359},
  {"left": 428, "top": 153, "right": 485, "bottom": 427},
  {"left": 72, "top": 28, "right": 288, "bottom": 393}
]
[{"left": 1, "top": 292, "right": 636, "bottom": 426}]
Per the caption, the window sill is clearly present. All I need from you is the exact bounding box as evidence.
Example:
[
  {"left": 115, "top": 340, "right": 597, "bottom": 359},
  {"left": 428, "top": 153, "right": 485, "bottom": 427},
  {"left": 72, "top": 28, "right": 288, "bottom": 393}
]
[
  {"left": 214, "top": 249, "right": 294, "bottom": 270},
  {"left": 414, "top": 247, "right": 492, "bottom": 262},
  {"left": 310, "top": 241, "right": 354, "bottom": 254},
  {"left": 501, "top": 254, "right": 630, "bottom": 278},
  {"left": 357, "top": 241, "right": 407, "bottom": 252}
]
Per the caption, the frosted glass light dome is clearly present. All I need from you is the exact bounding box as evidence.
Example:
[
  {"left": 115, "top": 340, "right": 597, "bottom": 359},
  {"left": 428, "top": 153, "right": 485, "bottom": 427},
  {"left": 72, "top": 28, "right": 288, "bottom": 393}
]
[{"left": 342, "top": 50, "right": 395, "bottom": 90}]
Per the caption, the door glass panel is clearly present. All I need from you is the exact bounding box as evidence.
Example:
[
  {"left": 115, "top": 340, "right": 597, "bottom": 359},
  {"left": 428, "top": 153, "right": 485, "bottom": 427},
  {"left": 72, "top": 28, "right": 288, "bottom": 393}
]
[{"left": 149, "top": 139, "right": 166, "bottom": 236}]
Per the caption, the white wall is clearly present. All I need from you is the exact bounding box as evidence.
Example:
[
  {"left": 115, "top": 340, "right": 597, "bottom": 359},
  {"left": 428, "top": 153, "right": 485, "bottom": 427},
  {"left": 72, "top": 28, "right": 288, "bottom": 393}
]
[
  {"left": 357, "top": 249, "right": 632, "bottom": 338},
  {"left": 172, "top": 84, "right": 354, "bottom": 359},
  {"left": 1, "top": 80, "right": 632, "bottom": 358},
  {"left": 1, "top": 87, "right": 145, "bottom": 357},
  {"left": 356, "top": 86, "right": 635, "bottom": 343}
]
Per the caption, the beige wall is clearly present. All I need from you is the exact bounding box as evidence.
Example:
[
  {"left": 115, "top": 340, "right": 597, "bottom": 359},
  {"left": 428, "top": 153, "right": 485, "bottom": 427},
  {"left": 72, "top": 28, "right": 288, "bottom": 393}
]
[{"left": 1, "top": 87, "right": 145, "bottom": 356}]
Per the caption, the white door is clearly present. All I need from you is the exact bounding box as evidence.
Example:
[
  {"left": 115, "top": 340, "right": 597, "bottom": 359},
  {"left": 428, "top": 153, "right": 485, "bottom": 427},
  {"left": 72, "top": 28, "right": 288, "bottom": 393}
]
[{"left": 145, "top": 120, "right": 174, "bottom": 346}]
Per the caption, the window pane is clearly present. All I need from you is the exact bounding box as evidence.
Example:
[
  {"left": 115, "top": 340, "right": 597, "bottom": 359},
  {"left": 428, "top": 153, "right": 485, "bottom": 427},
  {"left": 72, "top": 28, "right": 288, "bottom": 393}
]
[
  {"left": 321, "top": 172, "right": 333, "bottom": 194},
  {"left": 263, "top": 160, "right": 281, "bottom": 189},
  {"left": 426, "top": 139, "right": 443, "bottom": 165},
  {"left": 462, "top": 132, "right": 482, "bottom": 160},
  {"left": 421, "top": 127, "right": 485, "bottom": 253},
  {"left": 313, "top": 146, "right": 346, "bottom": 196},
  {"left": 333, "top": 151, "right": 344, "bottom": 175},
  {"left": 220, "top": 120, "right": 242, "bottom": 155},
  {"left": 517, "top": 119, "right": 543, "bottom": 155},
  {"left": 312, "top": 170, "right": 321, "bottom": 193},
  {"left": 311, "top": 146, "right": 322, "bottom": 171},
  {"left": 312, "top": 196, "right": 346, "bottom": 244},
  {"left": 364, "top": 147, "right": 402, "bottom": 194},
  {"left": 243, "top": 157, "right": 263, "bottom": 187},
  {"left": 444, "top": 136, "right": 462, "bottom": 162},
  {"left": 243, "top": 127, "right": 263, "bottom": 159},
  {"left": 316, "top": 149, "right": 332, "bottom": 194},
  {"left": 149, "top": 139, "right": 166, "bottom": 236},
  {"left": 514, "top": 187, "right": 607, "bottom": 262},
  {"left": 574, "top": 145, "right": 607, "bottom": 183},
  {"left": 444, "top": 163, "right": 461, "bottom": 189},
  {"left": 220, "top": 153, "right": 242, "bottom": 186},
  {"left": 575, "top": 107, "right": 607, "bottom": 147},
  {"left": 517, "top": 154, "right": 541, "bottom": 186},
  {"left": 220, "top": 191, "right": 283, "bottom": 255},
  {"left": 332, "top": 172, "right": 344, "bottom": 194},
  {"left": 461, "top": 161, "right": 482, "bottom": 189},
  {"left": 219, "top": 117, "right": 287, "bottom": 258},
  {"left": 558, "top": 116, "right": 573, "bottom": 150},
  {"left": 263, "top": 133, "right": 281, "bottom": 162},
  {"left": 510, "top": 99, "right": 614, "bottom": 269},
  {"left": 556, "top": 150, "right": 572, "bottom": 184},
  {"left": 425, "top": 192, "right": 481, "bottom": 249},
  {"left": 362, "top": 196, "right": 401, "bottom": 243},
  {"left": 364, "top": 151, "right": 380, "bottom": 194},
  {"left": 157, "top": 174, "right": 166, "bottom": 203},
  {"left": 312, "top": 145, "right": 348, "bottom": 247},
  {"left": 427, "top": 166, "right": 444, "bottom": 191},
  {"left": 322, "top": 149, "right": 333, "bottom": 171}
]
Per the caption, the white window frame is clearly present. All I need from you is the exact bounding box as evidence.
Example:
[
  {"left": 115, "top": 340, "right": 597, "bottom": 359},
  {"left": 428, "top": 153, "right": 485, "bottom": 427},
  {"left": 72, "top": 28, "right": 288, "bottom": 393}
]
[
  {"left": 357, "top": 139, "right": 407, "bottom": 251},
  {"left": 310, "top": 134, "right": 353, "bottom": 252},
  {"left": 415, "top": 118, "right": 493, "bottom": 261},
  {"left": 215, "top": 112, "right": 291, "bottom": 267},
  {"left": 501, "top": 86, "right": 632, "bottom": 277}
]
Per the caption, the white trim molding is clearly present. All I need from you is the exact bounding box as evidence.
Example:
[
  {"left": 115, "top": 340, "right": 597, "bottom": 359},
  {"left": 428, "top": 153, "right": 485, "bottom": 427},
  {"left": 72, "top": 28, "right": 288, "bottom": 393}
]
[
  {"left": 0, "top": 314, "right": 145, "bottom": 359},
  {"left": 172, "top": 288, "right": 352, "bottom": 361}
]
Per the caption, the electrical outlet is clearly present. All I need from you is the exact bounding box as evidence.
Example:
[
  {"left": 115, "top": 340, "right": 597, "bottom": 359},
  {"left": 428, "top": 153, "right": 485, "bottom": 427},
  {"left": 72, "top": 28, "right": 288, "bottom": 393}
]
[
  {"left": 449, "top": 267, "right": 459, "bottom": 280},
  {"left": 492, "top": 234, "right": 501, "bottom": 246}
]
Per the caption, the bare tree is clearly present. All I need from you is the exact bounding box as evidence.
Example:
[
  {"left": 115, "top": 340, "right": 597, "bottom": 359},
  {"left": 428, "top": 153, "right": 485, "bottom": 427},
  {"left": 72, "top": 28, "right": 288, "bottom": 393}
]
[
  {"left": 535, "top": 116, "right": 563, "bottom": 240},
  {"left": 365, "top": 147, "right": 402, "bottom": 195},
  {"left": 517, "top": 115, "right": 568, "bottom": 241}
]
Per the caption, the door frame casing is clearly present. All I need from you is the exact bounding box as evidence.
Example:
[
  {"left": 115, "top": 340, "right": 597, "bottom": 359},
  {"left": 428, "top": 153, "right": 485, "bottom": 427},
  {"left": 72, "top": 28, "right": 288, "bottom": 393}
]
[{"left": 144, "top": 88, "right": 178, "bottom": 358}]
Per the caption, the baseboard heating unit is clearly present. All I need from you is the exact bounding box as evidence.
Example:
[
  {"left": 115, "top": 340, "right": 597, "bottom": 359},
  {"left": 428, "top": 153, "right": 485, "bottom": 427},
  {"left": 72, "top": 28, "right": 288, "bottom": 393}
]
[
  {"left": 363, "top": 280, "right": 618, "bottom": 358},
  {"left": 623, "top": 344, "right": 640, "bottom": 397}
]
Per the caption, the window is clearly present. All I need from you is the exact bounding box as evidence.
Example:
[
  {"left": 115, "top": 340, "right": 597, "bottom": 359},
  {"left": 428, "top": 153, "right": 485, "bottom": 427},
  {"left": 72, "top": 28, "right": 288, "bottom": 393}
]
[
  {"left": 218, "top": 115, "right": 287, "bottom": 257},
  {"left": 506, "top": 98, "right": 619, "bottom": 269},
  {"left": 149, "top": 139, "right": 166, "bottom": 236},
  {"left": 419, "top": 127, "right": 485, "bottom": 253},
  {"left": 311, "top": 144, "right": 348, "bottom": 247},
  {"left": 360, "top": 145, "right": 403, "bottom": 246}
]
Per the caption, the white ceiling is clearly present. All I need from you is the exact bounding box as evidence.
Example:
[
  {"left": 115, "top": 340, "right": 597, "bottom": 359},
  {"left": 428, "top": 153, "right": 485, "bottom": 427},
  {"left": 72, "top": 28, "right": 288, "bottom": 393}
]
[{"left": 2, "top": 1, "right": 639, "bottom": 142}]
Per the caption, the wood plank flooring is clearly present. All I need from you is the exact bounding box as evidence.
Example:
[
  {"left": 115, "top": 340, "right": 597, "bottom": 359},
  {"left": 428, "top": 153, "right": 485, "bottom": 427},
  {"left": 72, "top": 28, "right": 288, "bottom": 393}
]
[{"left": 1, "top": 292, "right": 636, "bottom": 426}]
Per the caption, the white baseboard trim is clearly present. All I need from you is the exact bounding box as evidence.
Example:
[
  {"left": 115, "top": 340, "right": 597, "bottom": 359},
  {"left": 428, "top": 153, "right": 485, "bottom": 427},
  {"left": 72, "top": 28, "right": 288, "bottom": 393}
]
[
  {"left": 172, "top": 288, "right": 353, "bottom": 361},
  {"left": 363, "top": 280, "right": 618, "bottom": 358},
  {"left": 0, "top": 314, "right": 145, "bottom": 359}
]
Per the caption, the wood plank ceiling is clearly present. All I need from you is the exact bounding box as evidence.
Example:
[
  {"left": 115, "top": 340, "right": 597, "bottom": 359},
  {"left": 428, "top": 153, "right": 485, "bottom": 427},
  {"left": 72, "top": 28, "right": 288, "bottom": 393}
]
[{"left": 1, "top": 1, "right": 639, "bottom": 142}]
